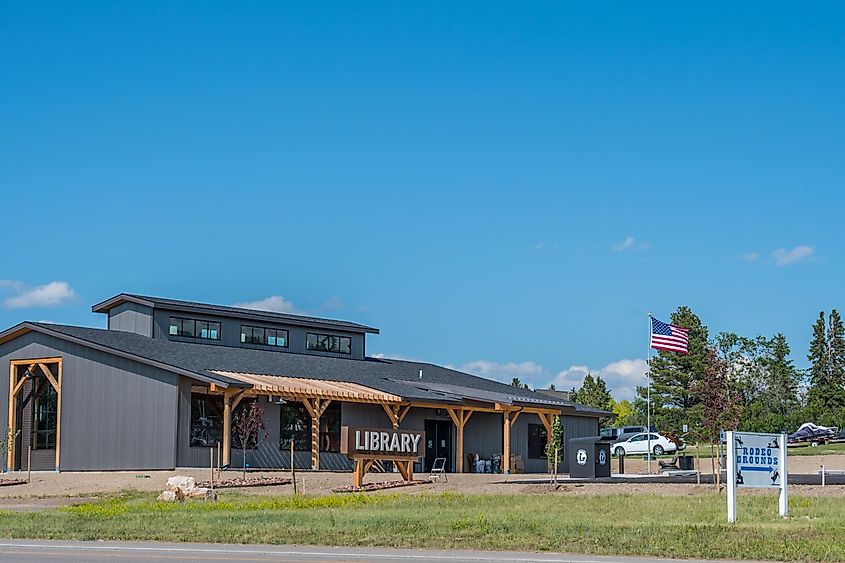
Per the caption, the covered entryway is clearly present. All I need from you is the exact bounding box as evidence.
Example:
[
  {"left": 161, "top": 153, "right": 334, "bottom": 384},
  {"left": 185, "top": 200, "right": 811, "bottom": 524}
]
[{"left": 7, "top": 358, "right": 62, "bottom": 472}]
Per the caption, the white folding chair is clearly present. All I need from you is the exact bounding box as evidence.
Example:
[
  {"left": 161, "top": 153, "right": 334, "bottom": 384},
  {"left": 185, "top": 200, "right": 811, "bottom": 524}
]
[{"left": 429, "top": 457, "right": 447, "bottom": 482}]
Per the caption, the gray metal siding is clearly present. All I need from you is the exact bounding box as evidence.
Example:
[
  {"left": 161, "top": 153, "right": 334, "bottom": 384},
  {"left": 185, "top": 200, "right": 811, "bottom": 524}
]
[
  {"left": 108, "top": 302, "right": 153, "bottom": 337},
  {"left": 463, "top": 412, "right": 504, "bottom": 466},
  {"left": 562, "top": 415, "right": 599, "bottom": 472},
  {"left": 153, "top": 308, "right": 365, "bottom": 360},
  {"left": 0, "top": 331, "right": 179, "bottom": 471}
]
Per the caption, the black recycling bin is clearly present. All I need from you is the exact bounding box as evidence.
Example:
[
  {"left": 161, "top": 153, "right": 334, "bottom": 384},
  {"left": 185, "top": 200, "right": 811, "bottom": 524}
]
[{"left": 568, "top": 436, "right": 612, "bottom": 478}]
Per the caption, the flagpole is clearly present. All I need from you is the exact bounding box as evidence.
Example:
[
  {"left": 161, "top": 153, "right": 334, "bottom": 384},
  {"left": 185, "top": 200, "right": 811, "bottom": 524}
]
[{"left": 647, "top": 312, "right": 652, "bottom": 475}]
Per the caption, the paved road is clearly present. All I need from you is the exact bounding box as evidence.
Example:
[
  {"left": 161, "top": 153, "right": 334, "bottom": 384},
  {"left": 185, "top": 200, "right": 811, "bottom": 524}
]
[{"left": 0, "top": 540, "right": 768, "bottom": 563}]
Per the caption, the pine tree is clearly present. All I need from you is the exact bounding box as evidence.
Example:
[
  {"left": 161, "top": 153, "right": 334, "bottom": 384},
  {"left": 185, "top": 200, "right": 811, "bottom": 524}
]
[
  {"left": 764, "top": 334, "right": 802, "bottom": 419},
  {"left": 806, "top": 310, "right": 845, "bottom": 427},
  {"left": 637, "top": 306, "right": 709, "bottom": 433},
  {"left": 570, "top": 372, "right": 613, "bottom": 413}
]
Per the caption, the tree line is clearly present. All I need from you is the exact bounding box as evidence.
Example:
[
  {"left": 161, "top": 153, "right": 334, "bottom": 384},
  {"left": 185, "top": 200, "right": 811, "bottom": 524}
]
[{"left": 567, "top": 306, "right": 845, "bottom": 442}]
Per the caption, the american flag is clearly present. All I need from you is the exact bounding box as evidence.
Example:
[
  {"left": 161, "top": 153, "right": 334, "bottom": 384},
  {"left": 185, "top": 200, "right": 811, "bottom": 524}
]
[{"left": 650, "top": 317, "right": 689, "bottom": 354}]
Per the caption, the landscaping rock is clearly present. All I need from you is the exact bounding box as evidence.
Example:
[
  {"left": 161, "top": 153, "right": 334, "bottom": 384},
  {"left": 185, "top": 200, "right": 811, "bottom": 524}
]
[
  {"left": 157, "top": 490, "right": 177, "bottom": 502},
  {"left": 186, "top": 487, "right": 217, "bottom": 501},
  {"left": 166, "top": 476, "right": 196, "bottom": 491}
]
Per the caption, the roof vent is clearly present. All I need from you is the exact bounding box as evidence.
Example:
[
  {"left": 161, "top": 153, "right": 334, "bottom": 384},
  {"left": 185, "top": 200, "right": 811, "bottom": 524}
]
[{"left": 419, "top": 369, "right": 423, "bottom": 379}]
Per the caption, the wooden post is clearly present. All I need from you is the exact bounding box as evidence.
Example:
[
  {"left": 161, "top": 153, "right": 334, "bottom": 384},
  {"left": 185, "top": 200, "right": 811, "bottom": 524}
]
[
  {"left": 222, "top": 391, "right": 233, "bottom": 467},
  {"left": 7, "top": 363, "right": 17, "bottom": 471},
  {"left": 54, "top": 361, "right": 62, "bottom": 472},
  {"left": 303, "top": 398, "right": 330, "bottom": 470},
  {"left": 209, "top": 448, "right": 214, "bottom": 494},
  {"left": 502, "top": 411, "right": 511, "bottom": 474},
  {"left": 291, "top": 439, "right": 297, "bottom": 494},
  {"left": 446, "top": 408, "right": 474, "bottom": 473}
]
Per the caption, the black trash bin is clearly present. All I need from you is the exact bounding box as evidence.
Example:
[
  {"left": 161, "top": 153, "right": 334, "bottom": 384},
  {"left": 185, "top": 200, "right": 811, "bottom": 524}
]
[
  {"left": 678, "top": 455, "right": 694, "bottom": 470},
  {"left": 568, "top": 436, "right": 612, "bottom": 478}
]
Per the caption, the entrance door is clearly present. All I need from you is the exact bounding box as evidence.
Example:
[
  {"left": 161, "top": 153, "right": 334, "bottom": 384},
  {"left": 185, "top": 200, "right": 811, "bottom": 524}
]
[{"left": 424, "top": 420, "right": 452, "bottom": 472}]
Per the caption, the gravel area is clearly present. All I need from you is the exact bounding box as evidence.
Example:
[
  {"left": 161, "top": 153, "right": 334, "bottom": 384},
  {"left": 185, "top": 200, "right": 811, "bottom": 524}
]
[{"left": 0, "top": 453, "right": 843, "bottom": 499}]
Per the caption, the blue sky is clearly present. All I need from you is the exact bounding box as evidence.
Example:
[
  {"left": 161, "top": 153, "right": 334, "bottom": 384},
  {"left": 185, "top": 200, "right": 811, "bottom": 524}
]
[{"left": 2, "top": 3, "right": 844, "bottom": 399}]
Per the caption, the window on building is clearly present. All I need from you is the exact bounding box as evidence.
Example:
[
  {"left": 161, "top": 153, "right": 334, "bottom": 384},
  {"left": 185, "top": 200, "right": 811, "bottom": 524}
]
[
  {"left": 279, "top": 402, "right": 311, "bottom": 451},
  {"left": 320, "top": 402, "right": 341, "bottom": 453},
  {"left": 528, "top": 423, "right": 548, "bottom": 459},
  {"left": 31, "top": 379, "right": 58, "bottom": 450},
  {"left": 241, "top": 325, "right": 288, "bottom": 347},
  {"left": 306, "top": 333, "right": 352, "bottom": 354},
  {"left": 190, "top": 393, "right": 224, "bottom": 447},
  {"left": 169, "top": 317, "right": 220, "bottom": 340},
  {"left": 278, "top": 401, "right": 341, "bottom": 453}
]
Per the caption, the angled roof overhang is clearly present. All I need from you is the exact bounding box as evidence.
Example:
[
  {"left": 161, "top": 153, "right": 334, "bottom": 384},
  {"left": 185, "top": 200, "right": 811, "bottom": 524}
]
[
  {"left": 210, "top": 371, "right": 403, "bottom": 404},
  {"left": 0, "top": 322, "right": 233, "bottom": 388}
]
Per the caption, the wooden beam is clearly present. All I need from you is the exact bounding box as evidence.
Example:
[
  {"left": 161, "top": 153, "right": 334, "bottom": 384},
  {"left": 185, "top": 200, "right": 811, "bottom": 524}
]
[
  {"left": 444, "top": 407, "right": 461, "bottom": 428},
  {"left": 38, "top": 363, "right": 60, "bottom": 393},
  {"left": 502, "top": 410, "right": 512, "bottom": 474},
  {"left": 382, "top": 404, "right": 400, "bottom": 428},
  {"left": 222, "top": 389, "right": 234, "bottom": 466},
  {"left": 508, "top": 409, "right": 521, "bottom": 426},
  {"left": 7, "top": 362, "right": 16, "bottom": 471},
  {"left": 231, "top": 390, "right": 250, "bottom": 410},
  {"left": 55, "top": 360, "right": 62, "bottom": 471},
  {"left": 12, "top": 375, "right": 26, "bottom": 398},
  {"left": 398, "top": 404, "right": 412, "bottom": 423}
]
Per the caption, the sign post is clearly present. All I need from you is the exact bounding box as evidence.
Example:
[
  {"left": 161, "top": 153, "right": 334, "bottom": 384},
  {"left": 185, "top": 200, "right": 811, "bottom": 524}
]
[{"left": 726, "top": 431, "right": 788, "bottom": 523}]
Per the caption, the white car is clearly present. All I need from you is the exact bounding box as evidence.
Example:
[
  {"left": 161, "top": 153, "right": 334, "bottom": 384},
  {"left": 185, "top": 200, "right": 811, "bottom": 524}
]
[{"left": 612, "top": 432, "right": 678, "bottom": 456}]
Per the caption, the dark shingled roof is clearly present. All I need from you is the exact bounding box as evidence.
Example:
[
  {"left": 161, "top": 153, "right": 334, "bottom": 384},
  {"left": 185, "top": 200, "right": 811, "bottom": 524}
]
[
  {"left": 7, "top": 322, "right": 607, "bottom": 416},
  {"left": 91, "top": 293, "right": 379, "bottom": 334}
]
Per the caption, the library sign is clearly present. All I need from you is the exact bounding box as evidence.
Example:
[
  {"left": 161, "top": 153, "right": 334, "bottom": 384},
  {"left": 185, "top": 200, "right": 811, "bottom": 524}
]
[
  {"left": 340, "top": 427, "right": 424, "bottom": 458},
  {"left": 340, "top": 426, "right": 425, "bottom": 488}
]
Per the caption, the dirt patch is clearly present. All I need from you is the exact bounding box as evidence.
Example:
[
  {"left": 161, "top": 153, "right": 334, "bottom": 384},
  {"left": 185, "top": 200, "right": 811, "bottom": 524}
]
[
  {"left": 0, "top": 496, "right": 93, "bottom": 512},
  {"left": 2, "top": 453, "right": 844, "bottom": 500},
  {"left": 0, "top": 479, "right": 28, "bottom": 488}
]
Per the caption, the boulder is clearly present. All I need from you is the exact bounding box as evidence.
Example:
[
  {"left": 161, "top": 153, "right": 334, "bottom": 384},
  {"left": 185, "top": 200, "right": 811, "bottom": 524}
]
[
  {"left": 166, "top": 476, "right": 196, "bottom": 492},
  {"left": 157, "top": 490, "right": 177, "bottom": 502},
  {"left": 167, "top": 486, "right": 186, "bottom": 501},
  {"left": 187, "top": 487, "right": 217, "bottom": 501}
]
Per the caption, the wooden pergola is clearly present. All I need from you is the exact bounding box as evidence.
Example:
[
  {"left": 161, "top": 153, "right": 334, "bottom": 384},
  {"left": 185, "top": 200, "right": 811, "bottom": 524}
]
[
  {"left": 7, "top": 358, "right": 63, "bottom": 472},
  {"left": 209, "top": 371, "right": 404, "bottom": 469},
  {"left": 204, "top": 371, "right": 564, "bottom": 475}
]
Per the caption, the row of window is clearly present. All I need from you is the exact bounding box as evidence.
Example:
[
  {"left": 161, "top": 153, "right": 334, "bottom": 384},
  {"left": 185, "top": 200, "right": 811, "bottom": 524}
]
[
  {"left": 169, "top": 316, "right": 351, "bottom": 355},
  {"left": 190, "top": 394, "right": 342, "bottom": 452}
]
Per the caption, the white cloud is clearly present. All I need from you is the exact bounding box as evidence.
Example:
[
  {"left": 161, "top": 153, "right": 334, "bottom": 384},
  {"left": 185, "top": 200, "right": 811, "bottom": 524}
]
[
  {"left": 612, "top": 237, "right": 650, "bottom": 252},
  {"left": 234, "top": 295, "right": 299, "bottom": 314},
  {"left": 547, "top": 358, "right": 648, "bottom": 401},
  {"left": 612, "top": 236, "right": 636, "bottom": 252},
  {"left": 322, "top": 296, "right": 345, "bottom": 311},
  {"left": 741, "top": 252, "right": 760, "bottom": 263},
  {"left": 772, "top": 245, "right": 814, "bottom": 266},
  {"left": 530, "top": 242, "right": 545, "bottom": 252},
  {"left": 1, "top": 281, "right": 77, "bottom": 309},
  {"left": 458, "top": 360, "right": 545, "bottom": 384}
]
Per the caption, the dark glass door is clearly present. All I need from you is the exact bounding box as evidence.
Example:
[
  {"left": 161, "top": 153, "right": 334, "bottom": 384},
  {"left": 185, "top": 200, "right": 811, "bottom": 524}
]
[{"left": 424, "top": 420, "right": 452, "bottom": 472}]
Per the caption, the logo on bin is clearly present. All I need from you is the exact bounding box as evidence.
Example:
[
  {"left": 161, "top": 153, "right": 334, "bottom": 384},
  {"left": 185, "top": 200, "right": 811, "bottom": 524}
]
[
  {"left": 598, "top": 449, "right": 607, "bottom": 465},
  {"left": 576, "top": 449, "right": 588, "bottom": 465}
]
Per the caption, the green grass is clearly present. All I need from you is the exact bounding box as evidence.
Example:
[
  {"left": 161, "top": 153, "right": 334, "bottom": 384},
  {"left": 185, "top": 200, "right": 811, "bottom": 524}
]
[
  {"left": 676, "top": 442, "right": 845, "bottom": 459},
  {"left": 2, "top": 492, "right": 845, "bottom": 560}
]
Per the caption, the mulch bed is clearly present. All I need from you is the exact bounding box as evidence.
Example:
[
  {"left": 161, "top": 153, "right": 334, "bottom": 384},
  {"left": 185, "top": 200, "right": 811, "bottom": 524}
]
[
  {"left": 196, "top": 476, "right": 292, "bottom": 489},
  {"left": 0, "top": 479, "right": 28, "bottom": 487},
  {"left": 332, "top": 479, "right": 429, "bottom": 493}
]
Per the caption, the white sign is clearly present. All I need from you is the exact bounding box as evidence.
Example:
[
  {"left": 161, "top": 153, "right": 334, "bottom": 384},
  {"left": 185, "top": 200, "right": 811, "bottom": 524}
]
[
  {"left": 726, "top": 431, "right": 787, "bottom": 522},
  {"left": 576, "top": 449, "right": 588, "bottom": 465},
  {"left": 598, "top": 449, "right": 607, "bottom": 466}
]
